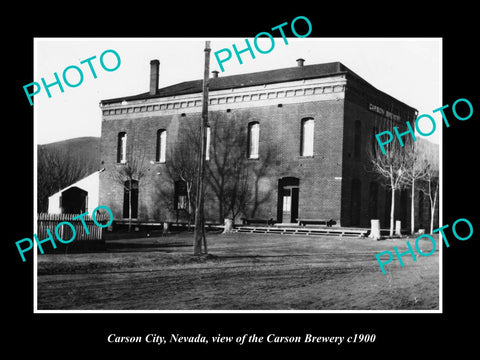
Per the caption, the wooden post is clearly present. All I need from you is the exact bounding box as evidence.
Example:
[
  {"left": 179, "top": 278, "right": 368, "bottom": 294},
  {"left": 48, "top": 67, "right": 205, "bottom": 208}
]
[
  {"left": 395, "top": 220, "right": 402, "bottom": 236},
  {"left": 194, "top": 41, "right": 210, "bottom": 256},
  {"left": 369, "top": 219, "right": 381, "bottom": 240},
  {"left": 223, "top": 218, "right": 233, "bottom": 233}
]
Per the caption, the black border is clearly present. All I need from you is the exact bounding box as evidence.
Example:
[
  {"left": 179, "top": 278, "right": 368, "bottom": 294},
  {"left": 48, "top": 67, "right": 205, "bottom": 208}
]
[{"left": 6, "top": 6, "right": 478, "bottom": 355}]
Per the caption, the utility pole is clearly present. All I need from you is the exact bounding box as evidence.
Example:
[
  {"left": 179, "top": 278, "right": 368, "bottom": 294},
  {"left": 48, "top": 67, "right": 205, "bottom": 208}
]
[{"left": 194, "top": 40, "right": 210, "bottom": 255}]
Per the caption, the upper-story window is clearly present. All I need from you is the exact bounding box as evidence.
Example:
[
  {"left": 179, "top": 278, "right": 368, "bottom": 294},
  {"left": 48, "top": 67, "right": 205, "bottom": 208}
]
[
  {"left": 354, "top": 120, "right": 362, "bottom": 160},
  {"left": 301, "top": 118, "right": 314, "bottom": 157},
  {"left": 206, "top": 125, "right": 211, "bottom": 161},
  {"left": 117, "top": 132, "right": 127, "bottom": 163},
  {"left": 248, "top": 122, "right": 259, "bottom": 159},
  {"left": 156, "top": 129, "right": 167, "bottom": 163},
  {"left": 371, "top": 126, "right": 379, "bottom": 156}
]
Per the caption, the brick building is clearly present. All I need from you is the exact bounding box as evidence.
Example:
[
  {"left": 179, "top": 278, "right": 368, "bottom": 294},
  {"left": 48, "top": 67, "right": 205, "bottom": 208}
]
[{"left": 99, "top": 59, "right": 433, "bottom": 230}]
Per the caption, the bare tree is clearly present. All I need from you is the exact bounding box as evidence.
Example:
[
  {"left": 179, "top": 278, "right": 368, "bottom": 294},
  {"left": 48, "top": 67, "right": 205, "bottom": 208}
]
[
  {"left": 403, "top": 141, "right": 429, "bottom": 234},
  {"left": 417, "top": 141, "right": 439, "bottom": 234},
  {"left": 37, "top": 146, "right": 89, "bottom": 212},
  {"left": 248, "top": 147, "right": 274, "bottom": 219},
  {"left": 165, "top": 110, "right": 274, "bottom": 231},
  {"left": 164, "top": 136, "right": 199, "bottom": 230},
  {"left": 206, "top": 111, "right": 254, "bottom": 223},
  {"left": 424, "top": 165, "right": 439, "bottom": 234},
  {"left": 224, "top": 158, "right": 250, "bottom": 221},
  {"left": 369, "top": 140, "right": 410, "bottom": 236}
]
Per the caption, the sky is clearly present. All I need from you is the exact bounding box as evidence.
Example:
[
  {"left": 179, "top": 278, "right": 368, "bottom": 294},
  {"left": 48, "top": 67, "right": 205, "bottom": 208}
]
[{"left": 34, "top": 38, "right": 442, "bottom": 145}]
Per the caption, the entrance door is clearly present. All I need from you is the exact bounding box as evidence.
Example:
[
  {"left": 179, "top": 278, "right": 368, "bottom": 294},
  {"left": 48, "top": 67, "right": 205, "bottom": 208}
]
[
  {"left": 277, "top": 177, "right": 299, "bottom": 223},
  {"left": 282, "top": 188, "right": 292, "bottom": 223},
  {"left": 61, "top": 186, "right": 87, "bottom": 214}
]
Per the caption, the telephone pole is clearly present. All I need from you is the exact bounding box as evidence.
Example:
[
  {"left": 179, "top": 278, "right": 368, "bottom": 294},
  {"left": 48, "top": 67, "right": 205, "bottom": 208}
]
[{"left": 193, "top": 40, "right": 210, "bottom": 255}]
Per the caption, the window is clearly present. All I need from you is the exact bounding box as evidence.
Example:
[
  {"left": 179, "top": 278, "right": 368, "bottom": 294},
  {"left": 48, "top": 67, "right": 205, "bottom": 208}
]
[
  {"left": 418, "top": 190, "right": 425, "bottom": 226},
  {"left": 354, "top": 120, "right": 361, "bottom": 160},
  {"left": 248, "top": 122, "right": 259, "bottom": 159},
  {"left": 156, "top": 129, "right": 167, "bottom": 163},
  {"left": 174, "top": 180, "right": 188, "bottom": 210},
  {"left": 117, "top": 132, "right": 127, "bottom": 163},
  {"left": 206, "top": 126, "right": 211, "bottom": 161},
  {"left": 351, "top": 178, "right": 361, "bottom": 226},
  {"left": 371, "top": 126, "right": 379, "bottom": 156},
  {"left": 301, "top": 118, "right": 314, "bottom": 156},
  {"left": 368, "top": 182, "right": 378, "bottom": 219},
  {"left": 123, "top": 180, "right": 138, "bottom": 219}
]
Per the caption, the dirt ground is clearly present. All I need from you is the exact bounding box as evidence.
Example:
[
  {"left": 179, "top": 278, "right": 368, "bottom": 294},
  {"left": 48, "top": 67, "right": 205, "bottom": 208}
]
[{"left": 36, "top": 231, "right": 440, "bottom": 311}]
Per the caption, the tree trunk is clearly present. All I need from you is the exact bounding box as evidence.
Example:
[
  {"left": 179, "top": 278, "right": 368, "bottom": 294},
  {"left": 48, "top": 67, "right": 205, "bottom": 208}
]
[
  {"left": 218, "top": 190, "right": 225, "bottom": 224},
  {"left": 410, "top": 179, "right": 415, "bottom": 235},
  {"left": 202, "top": 224, "right": 208, "bottom": 253},
  {"left": 128, "top": 182, "right": 132, "bottom": 232},
  {"left": 390, "top": 187, "right": 395, "bottom": 237},
  {"left": 430, "top": 186, "right": 438, "bottom": 234},
  {"left": 186, "top": 183, "right": 192, "bottom": 231}
]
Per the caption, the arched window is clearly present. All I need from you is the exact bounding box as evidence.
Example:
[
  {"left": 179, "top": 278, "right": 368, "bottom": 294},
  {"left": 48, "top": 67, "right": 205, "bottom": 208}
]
[
  {"left": 368, "top": 181, "right": 378, "bottom": 219},
  {"left": 371, "top": 126, "right": 379, "bottom": 156},
  {"left": 248, "top": 122, "right": 259, "bottom": 159},
  {"left": 418, "top": 190, "right": 425, "bottom": 226},
  {"left": 351, "top": 178, "right": 361, "bottom": 226},
  {"left": 156, "top": 129, "right": 167, "bottom": 163},
  {"left": 117, "top": 132, "right": 127, "bottom": 163},
  {"left": 301, "top": 118, "right": 314, "bottom": 156},
  {"left": 206, "top": 125, "right": 211, "bottom": 161},
  {"left": 354, "top": 120, "right": 361, "bottom": 160}
]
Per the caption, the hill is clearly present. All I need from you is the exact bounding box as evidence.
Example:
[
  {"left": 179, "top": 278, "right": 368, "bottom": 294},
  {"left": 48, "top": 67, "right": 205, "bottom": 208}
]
[
  {"left": 38, "top": 136, "right": 101, "bottom": 174},
  {"left": 37, "top": 137, "right": 101, "bottom": 212}
]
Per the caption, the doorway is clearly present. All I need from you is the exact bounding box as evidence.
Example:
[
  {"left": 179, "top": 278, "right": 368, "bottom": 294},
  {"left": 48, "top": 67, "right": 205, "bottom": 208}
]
[
  {"left": 61, "top": 186, "right": 87, "bottom": 214},
  {"left": 277, "top": 177, "right": 299, "bottom": 223}
]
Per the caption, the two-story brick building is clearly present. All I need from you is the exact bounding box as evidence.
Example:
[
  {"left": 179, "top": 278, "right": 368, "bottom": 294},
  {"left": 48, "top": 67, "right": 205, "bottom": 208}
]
[{"left": 99, "top": 59, "right": 426, "bottom": 229}]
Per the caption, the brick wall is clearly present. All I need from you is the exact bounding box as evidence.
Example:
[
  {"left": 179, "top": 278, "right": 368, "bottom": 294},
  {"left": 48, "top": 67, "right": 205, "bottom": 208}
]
[
  {"left": 342, "top": 77, "right": 418, "bottom": 229},
  {"left": 99, "top": 73, "right": 427, "bottom": 230},
  {"left": 100, "top": 98, "right": 345, "bottom": 225}
]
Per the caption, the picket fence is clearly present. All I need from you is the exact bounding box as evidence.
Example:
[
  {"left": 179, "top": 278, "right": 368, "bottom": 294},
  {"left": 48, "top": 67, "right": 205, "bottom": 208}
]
[{"left": 37, "top": 213, "right": 110, "bottom": 242}]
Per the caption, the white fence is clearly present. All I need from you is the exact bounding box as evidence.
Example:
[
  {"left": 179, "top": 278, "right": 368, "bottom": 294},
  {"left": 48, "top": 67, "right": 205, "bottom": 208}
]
[{"left": 37, "top": 213, "right": 109, "bottom": 241}]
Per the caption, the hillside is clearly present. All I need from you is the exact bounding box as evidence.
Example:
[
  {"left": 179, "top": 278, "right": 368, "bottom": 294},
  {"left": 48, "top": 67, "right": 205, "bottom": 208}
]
[
  {"left": 37, "top": 137, "right": 101, "bottom": 212},
  {"left": 38, "top": 136, "right": 101, "bottom": 174}
]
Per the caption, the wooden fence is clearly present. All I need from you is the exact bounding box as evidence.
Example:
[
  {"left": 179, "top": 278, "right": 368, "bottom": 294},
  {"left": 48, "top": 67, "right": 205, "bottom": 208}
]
[{"left": 37, "top": 213, "right": 110, "bottom": 242}]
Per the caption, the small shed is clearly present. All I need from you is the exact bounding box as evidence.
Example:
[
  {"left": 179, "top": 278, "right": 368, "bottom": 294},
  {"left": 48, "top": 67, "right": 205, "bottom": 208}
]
[{"left": 48, "top": 169, "right": 104, "bottom": 214}]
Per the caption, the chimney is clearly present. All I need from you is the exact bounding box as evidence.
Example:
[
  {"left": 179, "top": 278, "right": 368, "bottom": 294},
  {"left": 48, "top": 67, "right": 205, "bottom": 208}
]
[
  {"left": 149, "top": 60, "right": 159, "bottom": 95},
  {"left": 211, "top": 70, "right": 219, "bottom": 78},
  {"left": 296, "top": 58, "right": 305, "bottom": 67}
]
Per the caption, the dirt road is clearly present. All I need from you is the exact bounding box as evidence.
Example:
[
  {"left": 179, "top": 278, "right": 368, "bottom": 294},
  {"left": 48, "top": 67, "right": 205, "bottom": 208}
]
[{"left": 36, "top": 232, "right": 439, "bottom": 310}]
